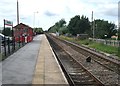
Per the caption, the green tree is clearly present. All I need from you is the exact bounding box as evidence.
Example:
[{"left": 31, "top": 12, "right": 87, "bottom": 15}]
[
  {"left": 48, "top": 18, "right": 66, "bottom": 33},
  {"left": 118, "top": 27, "right": 120, "bottom": 40},
  {"left": 67, "top": 15, "right": 80, "bottom": 35},
  {"left": 67, "top": 15, "right": 90, "bottom": 36},
  {"left": 94, "top": 19, "right": 117, "bottom": 39},
  {"left": 34, "top": 27, "right": 43, "bottom": 34},
  {"left": 58, "top": 26, "right": 68, "bottom": 34},
  {"left": 2, "top": 27, "right": 12, "bottom": 36}
]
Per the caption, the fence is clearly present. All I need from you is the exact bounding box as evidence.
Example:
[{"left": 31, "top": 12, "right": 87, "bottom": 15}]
[
  {"left": 0, "top": 36, "right": 27, "bottom": 61},
  {"left": 91, "top": 38, "right": 120, "bottom": 47}
]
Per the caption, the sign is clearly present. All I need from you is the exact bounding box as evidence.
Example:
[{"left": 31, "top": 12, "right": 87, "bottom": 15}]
[{"left": 4, "top": 19, "right": 13, "bottom": 26}]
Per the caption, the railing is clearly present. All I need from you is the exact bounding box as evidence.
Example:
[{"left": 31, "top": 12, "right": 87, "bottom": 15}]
[
  {"left": 91, "top": 38, "right": 120, "bottom": 47},
  {"left": 0, "top": 36, "right": 27, "bottom": 61}
]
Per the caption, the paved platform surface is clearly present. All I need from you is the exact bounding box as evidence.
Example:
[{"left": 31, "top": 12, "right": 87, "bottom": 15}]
[
  {"left": 1, "top": 34, "right": 68, "bottom": 85},
  {"left": 32, "top": 34, "right": 68, "bottom": 84},
  {"left": 2, "top": 35, "right": 42, "bottom": 84}
]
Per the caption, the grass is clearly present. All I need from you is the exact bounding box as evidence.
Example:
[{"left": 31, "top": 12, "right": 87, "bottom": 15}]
[
  {"left": 59, "top": 35, "right": 119, "bottom": 58},
  {"left": 89, "top": 43, "right": 118, "bottom": 55}
]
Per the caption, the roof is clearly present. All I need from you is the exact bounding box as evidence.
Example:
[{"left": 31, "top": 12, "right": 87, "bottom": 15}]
[{"left": 13, "top": 23, "right": 33, "bottom": 30}]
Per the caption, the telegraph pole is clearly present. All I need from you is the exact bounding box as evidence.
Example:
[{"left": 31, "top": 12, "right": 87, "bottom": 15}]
[
  {"left": 118, "top": 1, "right": 120, "bottom": 40},
  {"left": 17, "top": 0, "right": 19, "bottom": 24},
  {"left": 91, "top": 11, "right": 95, "bottom": 39},
  {"left": 33, "top": 11, "right": 39, "bottom": 28}
]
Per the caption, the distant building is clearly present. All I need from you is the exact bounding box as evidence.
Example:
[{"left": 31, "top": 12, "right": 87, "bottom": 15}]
[
  {"left": 13, "top": 23, "right": 33, "bottom": 43},
  {"left": 77, "top": 34, "right": 88, "bottom": 40}
]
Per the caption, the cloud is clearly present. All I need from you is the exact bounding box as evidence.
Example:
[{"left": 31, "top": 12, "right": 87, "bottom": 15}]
[
  {"left": 44, "top": 11, "right": 58, "bottom": 17},
  {"left": 0, "top": 0, "right": 119, "bottom": 30},
  {"left": 104, "top": 8, "right": 118, "bottom": 17}
]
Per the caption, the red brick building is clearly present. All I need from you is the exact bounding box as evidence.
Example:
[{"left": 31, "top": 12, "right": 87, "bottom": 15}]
[{"left": 13, "top": 23, "right": 33, "bottom": 43}]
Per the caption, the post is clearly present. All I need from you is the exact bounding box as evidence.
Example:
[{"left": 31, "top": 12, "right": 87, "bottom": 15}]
[
  {"left": 33, "top": 12, "right": 35, "bottom": 28},
  {"left": 33, "top": 11, "right": 38, "bottom": 29},
  {"left": 17, "top": 0, "right": 19, "bottom": 24},
  {"left": 12, "top": 23, "right": 15, "bottom": 51},
  {"left": 7, "top": 38, "right": 10, "bottom": 54},
  {"left": 91, "top": 11, "right": 95, "bottom": 40},
  {"left": 93, "top": 20, "right": 95, "bottom": 39},
  {"left": 3, "top": 19, "right": 6, "bottom": 56}
]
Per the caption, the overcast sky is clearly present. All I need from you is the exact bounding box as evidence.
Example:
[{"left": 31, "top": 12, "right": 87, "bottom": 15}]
[{"left": 0, "top": 0, "right": 119, "bottom": 30}]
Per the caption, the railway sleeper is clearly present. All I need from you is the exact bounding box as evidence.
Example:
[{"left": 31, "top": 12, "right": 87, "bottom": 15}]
[
  {"left": 67, "top": 68, "right": 84, "bottom": 73},
  {"left": 74, "top": 81, "right": 99, "bottom": 86},
  {"left": 71, "top": 77, "right": 96, "bottom": 85}
]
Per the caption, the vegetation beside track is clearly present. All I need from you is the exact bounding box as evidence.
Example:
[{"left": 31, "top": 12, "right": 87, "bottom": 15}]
[{"left": 59, "top": 35, "right": 120, "bottom": 58}]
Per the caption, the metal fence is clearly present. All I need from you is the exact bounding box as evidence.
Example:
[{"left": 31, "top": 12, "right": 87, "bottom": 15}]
[
  {"left": 92, "top": 38, "right": 120, "bottom": 47},
  {"left": 0, "top": 37, "right": 26, "bottom": 61}
]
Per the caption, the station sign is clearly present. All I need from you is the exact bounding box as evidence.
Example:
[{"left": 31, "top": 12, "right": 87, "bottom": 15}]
[{"left": 4, "top": 19, "right": 13, "bottom": 26}]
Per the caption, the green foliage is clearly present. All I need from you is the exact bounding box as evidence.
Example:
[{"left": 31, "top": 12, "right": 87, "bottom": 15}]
[
  {"left": 34, "top": 27, "right": 43, "bottom": 34},
  {"left": 48, "top": 18, "right": 66, "bottom": 33},
  {"left": 118, "top": 47, "right": 120, "bottom": 57},
  {"left": 89, "top": 43, "right": 118, "bottom": 54},
  {"left": 67, "top": 15, "right": 90, "bottom": 36},
  {"left": 2, "top": 27, "right": 12, "bottom": 36},
  {"left": 60, "top": 35, "right": 119, "bottom": 57},
  {"left": 94, "top": 19, "right": 117, "bottom": 39},
  {"left": 59, "top": 26, "right": 68, "bottom": 34},
  {"left": 48, "top": 15, "right": 117, "bottom": 39},
  {"left": 118, "top": 27, "right": 120, "bottom": 40}
]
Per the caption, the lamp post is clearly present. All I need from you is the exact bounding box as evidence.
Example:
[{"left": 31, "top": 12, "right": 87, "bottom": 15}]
[
  {"left": 17, "top": 0, "right": 19, "bottom": 24},
  {"left": 33, "top": 11, "right": 39, "bottom": 29}
]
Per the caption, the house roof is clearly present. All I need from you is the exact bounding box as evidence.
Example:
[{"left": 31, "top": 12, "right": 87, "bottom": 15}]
[{"left": 13, "top": 23, "right": 33, "bottom": 29}]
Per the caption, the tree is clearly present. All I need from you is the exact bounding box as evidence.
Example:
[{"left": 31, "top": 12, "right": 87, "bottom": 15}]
[
  {"left": 48, "top": 18, "right": 66, "bottom": 33},
  {"left": 58, "top": 26, "right": 68, "bottom": 34},
  {"left": 80, "top": 15, "right": 91, "bottom": 34},
  {"left": 58, "top": 18, "right": 66, "bottom": 27},
  {"left": 94, "top": 19, "right": 117, "bottom": 39},
  {"left": 34, "top": 27, "right": 43, "bottom": 34},
  {"left": 2, "top": 27, "right": 12, "bottom": 36},
  {"left": 67, "top": 15, "right": 80, "bottom": 35},
  {"left": 118, "top": 27, "right": 120, "bottom": 40},
  {"left": 67, "top": 15, "right": 90, "bottom": 36}
]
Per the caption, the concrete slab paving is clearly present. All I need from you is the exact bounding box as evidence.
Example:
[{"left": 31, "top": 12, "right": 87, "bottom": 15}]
[
  {"left": 1, "top": 35, "right": 42, "bottom": 84},
  {"left": 32, "top": 34, "right": 68, "bottom": 84}
]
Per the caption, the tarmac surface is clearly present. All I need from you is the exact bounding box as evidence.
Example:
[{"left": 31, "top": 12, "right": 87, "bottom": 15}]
[
  {"left": 1, "top": 34, "right": 68, "bottom": 85},
  {"left": 2, "top": 35, "right": 42, "bottom": 84}
]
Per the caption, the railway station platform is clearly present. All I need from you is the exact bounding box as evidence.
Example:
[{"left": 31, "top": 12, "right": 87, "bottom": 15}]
[
  {"left": 1, "top": 34, "right": 68, "bottom": 85},
  {"left": 32, "top": 34, "right": 68, "bottom": 84}
]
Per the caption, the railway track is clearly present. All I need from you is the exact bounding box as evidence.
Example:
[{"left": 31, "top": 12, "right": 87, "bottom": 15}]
[
  {"left": 46, "top": 34, "right": 104, "bottom": 86},
  {"left": 46, "top": 34, "right": 120, "bottom": 85},
  {"left": 60, "top": 39, "right": 120, "bottom": 74}
]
